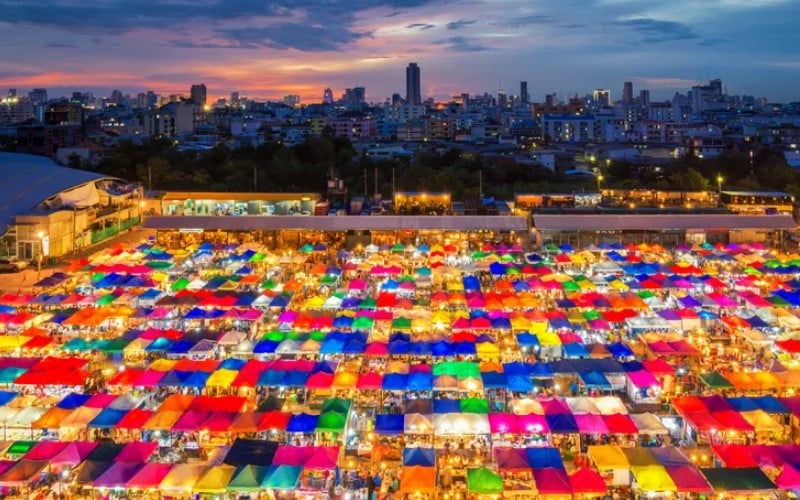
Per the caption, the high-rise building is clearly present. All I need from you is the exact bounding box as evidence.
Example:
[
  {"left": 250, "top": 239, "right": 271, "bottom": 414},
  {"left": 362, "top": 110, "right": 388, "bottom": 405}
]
[
  {"left": 190, "top": 84, "right": 207, "bottom": 106},
  {"left": 283, "top": 95, "right": 300, "bottom": 107},
  {"left": 406, "top": 62, "right": 421, "bottom": 106},
  {"left": 622, "top": 81, "right": 633, "bottom": 103},
  {"left": 639, "top": 90, "right": 650, "bottom": 107},
  {"left": 520, "top": 81, "right": 529, "bottom": 104},
  {"left": 593, "top": 89, "right": 611, "bottom": 107},
  {"left": 110, "top": 90, "right": 123, "bottom": 105},
  {"left": 28, "top": 88, "right": 47, "bottom": 104},
  {"left": 498, "top": 91, "right": 508, "bottom": 109},
  {"left": 7, "top": 89, "right": 16, "bottom": 99},
  {"left": 391, "top": 93, "right": 402, "bottom": 105},
  {"left": 323, "top": 88, "right": 334, "bottom": 104},
  {"left": 709, "top": 78, "right": 723, "bottom": 96}
]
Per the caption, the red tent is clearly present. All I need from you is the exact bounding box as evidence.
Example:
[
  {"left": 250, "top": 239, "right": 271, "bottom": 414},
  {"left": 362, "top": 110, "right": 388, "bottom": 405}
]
[
  {"left": 569, "top": 467, "right": 607, "bottom": 495},
  {"left": 533, "top": 468, "right": 572, "bottom": 495}
]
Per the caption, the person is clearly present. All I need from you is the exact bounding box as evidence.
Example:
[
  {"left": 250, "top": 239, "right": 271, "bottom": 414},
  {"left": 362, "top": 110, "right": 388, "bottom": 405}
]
[
  {"left": 366, "top": 473, "right": 375, "bottom": 500},
  {"left": 373, "top": 472, "right": 382, "bottom": 499}
]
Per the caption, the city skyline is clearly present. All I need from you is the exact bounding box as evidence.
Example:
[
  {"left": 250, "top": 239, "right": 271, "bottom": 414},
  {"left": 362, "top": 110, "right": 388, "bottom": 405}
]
[{"left": 0, "top": 0, "right": 799, "bottom": 102}]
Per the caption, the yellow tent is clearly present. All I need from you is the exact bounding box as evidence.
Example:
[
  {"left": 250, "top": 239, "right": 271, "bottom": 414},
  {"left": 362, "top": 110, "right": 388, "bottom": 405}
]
[
  {"left": 31, "top": 407, "right": 72, "bottom": 430},
  {"left": 160, "top": 464, "right": 206, "bottom": 492},
  {"left": 476, "top": 342, "right": 500, "bottom": 357},
  {"left": 510, "top": 317, "right": 530, "bottom": 331},
  {"left": 205, "top": 369, "right": 238, "bottom": 388},
  {"left": 537, "top": 332, "right": 562, "bottom": 347},
  {"left": 0, "top": 336, "right": 31, "bottom": 351},
  {"left": 332, "top": 372, "right": 358, "bottom": 390},
  {"left": 304, "top": 296, "right": 325, "bottom": 309},
  {"left": 59, "top": 407, "right": 102, "bottom": 429},
  {"left": 148, "top": 358, "right": 177, "bottom": 372},
  {"left": 588, "top": 445, "right": 629, "bottom": 470},
  {"left": 193, "top": 465, "right": 236, "bottom": 494},
  {"left": 630, "top": 465, "right": 677, "bottom": 492},
  {"left": 740, "top": 410, "right": 784, "bottom": 434}
]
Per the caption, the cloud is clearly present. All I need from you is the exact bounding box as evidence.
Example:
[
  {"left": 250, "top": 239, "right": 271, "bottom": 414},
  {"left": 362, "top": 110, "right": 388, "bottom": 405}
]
[
  {"left": 632, "top": 77, "right": 700, "bottom": 88},
  {"left": 495, "top": 15, "right": 554, "bottom": 28},
  {"left": 613, "top": 18, "right": 698, "bottom": 43},
  {"left": 0, "top": 0, "right": 436, "bottom": 51},
  {"left": 42, "top": 42, "right": 78, "bottom": 48},
  {"left": 446, "top": 19, "right": 476, "bottom": 30},
  {"left": 434, "top": 36, "right": 490, "bottom": 52},
  {"left": 698, "top": 37, "right": 727, "bottom": 47},
  {"left": 406, "top": 23, "right": 436, "bottom": 30}
]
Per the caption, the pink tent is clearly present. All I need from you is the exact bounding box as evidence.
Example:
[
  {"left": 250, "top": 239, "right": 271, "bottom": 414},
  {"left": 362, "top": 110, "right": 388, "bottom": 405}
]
[
  {"left": 304, "top": 446, "right": 340, "bottom": 470},
  {"left": 85, "top": 393, "right": 117, "bottom": 408},
  {"left": 627, "top": 370, "right": 660, "bottom": 389},
  {"left": 23, "top": 441, "right": 69, "bottom": 461},
  {"left": 665, "top": 465, "right": 713, "bottom": 493},
  {"left": 488, "top": 413, "right": 519, "bottom": 434},
  {"left": 569, "top": 467, "right": 607, "bottom": 495},
  {"left": 356, "top": 372, "right": 383, "bottom": 390},
  {"left": 365, "top": 342, "right": 388, "bottom": 356},
  {"left": 49, "top": 442, "right": 98, "bottom": 466},
  {"left": 349, "top": 279, "right": 367, "bottom": 290},
  {"left": 272, "top": 445, "right": 314, "bottom": 467},
  {"left": 126, "top": 463, "right": 173, "bottom": 489},
  {"left": 776, "top": 465, "right": 800, "bottom": 490},
  {"left": 574, "top": 414, "right": 609, "bottom": 434},
  {"left": 494, "top": 447, "right": 530, "bottom": 470},
  {"left": 114, "top": 441, "right": 159, "bottom": 463},
  {"left": 533, "top": 468, "right": 572, "bottom": 494},
  {"left": 517, "top": 414, "right": 549, "bottom": 433}
]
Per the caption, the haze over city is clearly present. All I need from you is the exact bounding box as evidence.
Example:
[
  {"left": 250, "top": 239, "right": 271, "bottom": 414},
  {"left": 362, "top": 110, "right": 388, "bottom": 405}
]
[{"left": 1, "top": 0, "right": 799, "bottom": 102}]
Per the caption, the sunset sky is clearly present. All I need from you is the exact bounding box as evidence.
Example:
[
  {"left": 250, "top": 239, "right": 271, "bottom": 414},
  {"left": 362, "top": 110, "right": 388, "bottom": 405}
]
[{"left": 1, "top": 0, "right": 798, "bottom": 103}]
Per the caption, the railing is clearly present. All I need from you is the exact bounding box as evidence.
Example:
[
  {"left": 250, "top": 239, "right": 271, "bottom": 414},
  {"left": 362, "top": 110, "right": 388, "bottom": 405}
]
[{"left": 90, "top": 217, "right": 140, "bottom": 244}]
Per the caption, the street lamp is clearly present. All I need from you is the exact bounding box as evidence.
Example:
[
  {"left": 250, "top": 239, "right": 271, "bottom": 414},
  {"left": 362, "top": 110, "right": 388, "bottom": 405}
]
[
  {"left": 596, "top": 174, "right": 604, "bottom": 193},
  {"left": 36, "top": 230, "right": 45, "bottom": 272},
  {"left": 716, "top": 175, "right": 723, "bottom": 194}
]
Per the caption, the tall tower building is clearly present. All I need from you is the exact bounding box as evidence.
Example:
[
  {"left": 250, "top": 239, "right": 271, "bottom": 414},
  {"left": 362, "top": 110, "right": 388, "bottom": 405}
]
[
  {"left": 323, "top": 88, "right": 334, "bottom": 104},
  {"left": 593, "top": 89, "right": 611, "bottom": 107},
  {"left": 406, "top": 62, "right": 421, "bottom": 106},
  {"left": 622, "top": 81, "right": 633, "bottom": 104},
  {"left": 190, "top": 84, "right": 207, "bottom": 106},
  {"left": 520, "top": 81, "right": 529, "bottom": 104}
]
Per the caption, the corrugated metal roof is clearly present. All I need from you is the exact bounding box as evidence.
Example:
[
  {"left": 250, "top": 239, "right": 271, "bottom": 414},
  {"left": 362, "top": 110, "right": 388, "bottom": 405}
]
[
  {"left": 533, "top": 213, "right": 797, "bottom": 231},
  {"left": 0, "top": 153, "right": 112, "bottom": 234},
  {"left": 144, "top": 215, "right": 529, "bottom": 232}
]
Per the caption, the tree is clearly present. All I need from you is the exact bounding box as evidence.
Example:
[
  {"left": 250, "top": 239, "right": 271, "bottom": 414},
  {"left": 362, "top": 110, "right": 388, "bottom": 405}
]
[{"left": 669, "top": 168, "right": 709, "bottom": 191}]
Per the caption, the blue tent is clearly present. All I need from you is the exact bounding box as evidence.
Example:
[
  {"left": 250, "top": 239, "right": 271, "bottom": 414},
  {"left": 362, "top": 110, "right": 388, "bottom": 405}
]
[
  {"left": 750, "top": 395, "right": 790, "bottom": 414},
  {"left": 88, "top": 408, "right": 128, "bottom": 429},
  {"left": 253, "top": 340, "right": 279, "bottom": 354},
  {"left": 480, "top": 372, "right": 507, "bottom": 389},
  {"left": 382, "top": 374, "right": 408, "bottom": 391},
  {"left": 220, "top": 358, "right": 246, "bottom": 370},
  {"left": 503, "top": 362, "right": 530, "bottom": 376},
  {"left": 343, "top": 337, "right": 367, "bottom": 354},
  {"left": 388, "top": 339, "right": 410, "bottom": 355},
  {"left": 57, "top": 393, "right": 91, "bottom": 409},
  {"left": 257, "top": 370, "right": 284, "bottom": 387},
  {"left": 491, "top": 318, "right": 511, "bottom": 330},
  {"left": 516, "top": 333, "right": 540, "bottom": 349},
  {"left": 453, "top": 341, "right": 476, "bottom": 356},
  {"left": 224, "top": 439, "right": 278, "bottom": 467},
  {"left": 407, "top": 372, "right": 433, "bottom": 391},
  {"left": 145, "top": 337, "right": 174, "bottom": 352},
  {"left": 167, "top": 340, "right": 195, "bottom": 355},
  {"left": 431, "top": 341, "right": 454, "bottom": 357},
  {"left": 382, "top": 280, "right": 399, "bottom": 291},
  {"left": 183, "top": 307, "right": 207, "bottom": 320},
  {"left": 463, "top": 276, "right": 480, "bottom": 291},
  {"left": 529, "top": 362, "right": 554, "bottom": 378},
  {"left": 578, "top": 370, "right": 613, "bottom": 390},
  {"left": 544, "top": 413, "right": 579, "bottom": 433},
  {"left": 182, "top": 371, "right": 210, "bottom": 388},
  {"left": 157, "top": 370, "right": 192, "bottom": 387},
  {"left": 282, "top": 371, "right": 309, "bottom": 388},
  {"left": 489, "top": 262, "right": 507, "bottom": 276},
  {"left": 433, "top": 399, "right": 460, "bottom": 413},
  {"left": 726, "top": 397, "right": 759, "bottom": 412},
  {"left": 286, "top": 413, "right": 319, "bottom": 433},
  {"left": 563, "top": 343, "right": 589, "bottom": 358},
  {"left": 0, "top": 391, "right": 17, "bottom": 406},
  {"left": 507, "top": 374, "right": 533, "bottom": 393},
  {"left": 526, "top": 447, "right": 564, "bottom": 468},
  {"left": 607, "top": 342, "right": 634, "bottom": 358},
  {"left": 270, "top": 295, "right": 291, "bottom": 308},
  {"left": 333, "top": 316, "right": 353, "bottom": 328},
  {"left": 403, "top": 447, "right": 436, "bottom": 467},
  {"left": 409, "top": 341, "right": 432, "bottom": 355},
  {"left": 319, "top": 338, "right": 345, "bottom": 354},
  {"left": 374, "top": 414, "right": 404, "bottom": 435}
]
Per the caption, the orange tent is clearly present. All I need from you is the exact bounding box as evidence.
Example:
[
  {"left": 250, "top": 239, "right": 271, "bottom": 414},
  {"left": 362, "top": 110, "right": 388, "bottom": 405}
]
[{"left": 400, "top": 466, "right": 436, "bottom": 493}]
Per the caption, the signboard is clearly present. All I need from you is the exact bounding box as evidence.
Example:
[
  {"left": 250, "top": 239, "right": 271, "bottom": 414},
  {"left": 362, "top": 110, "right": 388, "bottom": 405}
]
[{"left": 41, "top": 235, "right": 50, "bottom": 257}]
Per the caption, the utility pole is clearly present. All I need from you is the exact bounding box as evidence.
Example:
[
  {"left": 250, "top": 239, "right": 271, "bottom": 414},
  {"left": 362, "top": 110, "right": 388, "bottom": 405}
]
[
  {"left": 374, "top": 165, "right": 378, "bottom": 197},
  {"left": 392, "top": 167, "right": 396, "bottom": 197},
  {"left": 148, "top": 165, "right": 152, "bottom": 191},
  {"left": 253, "top": 163, "right": 258, "bottom": 192},
  {"left": 363, "top": 167, "right": 367, "bottom": 195},
  {"left": 479, "top": 169, "right": 483, "bottom": 198}
]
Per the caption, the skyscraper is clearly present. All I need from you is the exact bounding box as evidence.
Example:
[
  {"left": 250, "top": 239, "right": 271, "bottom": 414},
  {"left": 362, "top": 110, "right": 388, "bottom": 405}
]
[
  {"left": 593, "top": 89, "right": 610, "bottom": 107},
  {"left": 520, "top": 81, "right": 529, "bottom": 104},
  {"left": 190, "top": 84, "right": 207, "bottom": 107},
  {"left": 323, "top": 88, "right": 334, "bottom": 104},
  {"left": 406, "top": 62, "right": 421, "bottom": 106},
  {"left": 622, "top": 81, "right": 633, "bottom": 103}
]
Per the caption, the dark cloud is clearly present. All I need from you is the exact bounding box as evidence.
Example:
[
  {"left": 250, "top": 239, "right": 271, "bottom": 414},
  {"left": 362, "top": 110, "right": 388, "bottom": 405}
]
[
  {"left": 496, "top": 15, "right": 554, "bottom": 28},
  {"left": 166, "top": 39, "right": 251, "bottom": 50},
  {"left": 613, "top": 18, "right": 698, "bottom": 43},
  {"left": 434, "top": 36, "right": 490, "bottom": 52},
  {"left": 446, "top": 19, "right": 476, "bottom": 30},
  {"left": 0, "top": 0, "right": 434, "bottom": 51},
  {"left": 407, "top": 23, "right": 436, "bottom": 30},
  {"left": 218, "top": 25, "right": 372, "bottom": 51},
  {"left": 42, "top": 42, "right": 78, "bottom": 48},
  {"left": 560, "top": 23, "right": 586, "bottom": 29}
]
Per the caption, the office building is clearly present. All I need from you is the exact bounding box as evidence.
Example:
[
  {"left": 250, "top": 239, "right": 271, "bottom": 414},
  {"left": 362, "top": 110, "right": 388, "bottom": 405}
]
[
  {"left": 28, "top": 89, "right": 47, "bottom": 105},
  {"left": 190, "top": 84, "right": 207, "bottom": 107},
  {"left": 593, "top": 89, "right": 611, "bottom": 107},
  {"left": 406, "top": 62, "right": 421, "bottom": 106},
  {"left": 639, "top": 90, "right": 650, "bottom": 107},
  {"left": 323, "top": 88, "right": 334, "bottom": 104},
  {"left": 520, "top": 81, "right": 529, "bottom": 103},
  {"left": 622, "top": 81, "right": 633, "bottom": 103}
]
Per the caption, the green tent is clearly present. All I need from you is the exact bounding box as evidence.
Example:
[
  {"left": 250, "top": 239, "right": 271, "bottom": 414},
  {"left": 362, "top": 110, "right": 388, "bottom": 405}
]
[
  {"left": 543, "top": 243, "right": 560, "bottom": 253},
  {"left": 358, "top": 298, "right": 377, "bottom": 310},
  {"left": 700, "top": 467, "right": 776, "bottom": 492},
  {"left": 146, "top": 261, "right": 173, "bottom": 270},
  {"left": 319, "top": 275, "right": 338, "bottom": 286},
  {"left": 227, "top": 465, "right": 269, "bottom": 492},
  {"left": 471, "top": 251, "right": 487, "bottom": 260},
  {"left": 315, "top": 412, "right": 347, "bottom": 433},
  {"left": 399, "top": 274, "right": 415, "bottom": 282},
  {"left": 261, "top": 279, "right": 277, "bottom": 290},
  {"left": 95, "top": 294, "right": 116, "bottom": 307},
  {"left": 264, "top": 330, "right": 286, "bottom": 342},
  {"left": 562, "top": 281, "right": 580, "bottom": 292},
  {"left": 321, "top": 398, "right": 352, "bottom": 414},
  {"left": 309, "top": 330, "right": 327, "bottom": 342},
  {"left": 90, "top": 272, "right": 106, "bottom": 284},
  {"left": 352, "top": 317, "right": 373, "bottom": 330},
  {"left": 415, "top": 267, "right": 432, "bottom": 276},
  {"left": 434, "top": 361, "right": 480, "bottom": 379},
  {"left": 637, "top": 290, "right": 655, "bottom": 299},
  {"left": 767, "top": 296, "right": 790, "bottom": 306},
  {"left": 583, "top": 310, "right": 602, "bottom": 321},
  {"left": 467, "top": 467, "right": 503, "bottom": 494},
  {"left": 300, "top": 244, "right": 314, "bottom": 254},
  {"left": 391, "top": 317, "right": 411, "bottom": 330},
  {"left": 391, "top": 243, "right": 405, "bottom": 253},
  {"left": 500, "top": 254, "right": 515, "bottom": 263},
  {"left": 287, "top": 331, "right": 307, "bottom": 341},
  {"left": 263, "top": 465, "right": 302, "bottom": 490},
  {"left": 249, "top": 252, "right": 265, "bottom": 262},
  {"left": 698, "top": 372, "right": 734, "bottom": 389},
  {"left": 0, "top": 367, "right": 27, "bottom": 384},
  {"left": 171, "top": 277, "right": 190, "bottom": 291},
  {"left": 61, "top": 338, "right": 90, "bottom": 352},
  {"left": 459, "top": 398, "right": 490, "bottom": 414},
  {"left": 743, "top": 266, "right": 762, "bottom": 276},
  {"left": 101, "top": 337, "right": 132, "bottom": 354},
  {"left": 6, "top": 441, "right": 36, "bottom": 456}
]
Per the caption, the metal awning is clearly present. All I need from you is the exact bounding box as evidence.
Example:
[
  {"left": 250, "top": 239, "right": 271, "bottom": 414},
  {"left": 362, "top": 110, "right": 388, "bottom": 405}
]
[{"left": 533, "top": 214, "right": 796, "bottom": 231}]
